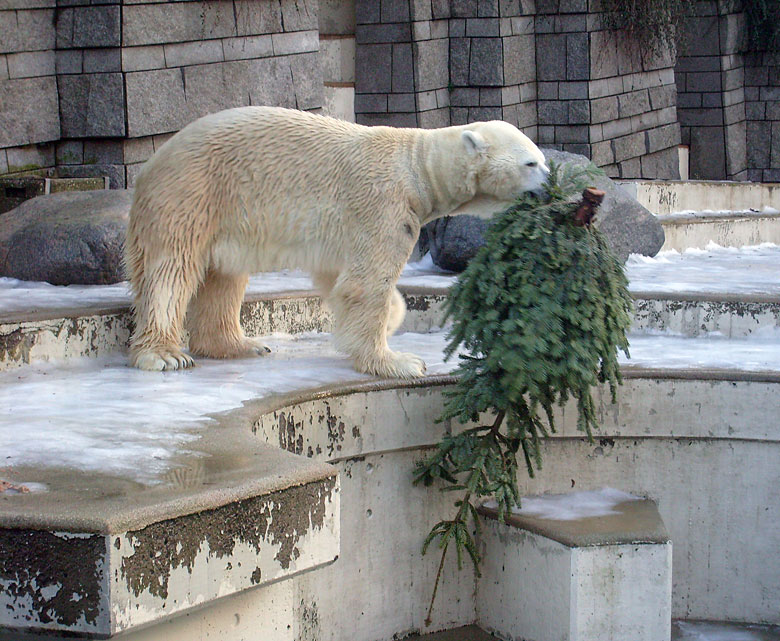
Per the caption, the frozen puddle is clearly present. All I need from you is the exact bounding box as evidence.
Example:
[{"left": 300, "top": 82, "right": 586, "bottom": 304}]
[
  {"left": 2, "top": 243, "right": 779, "bottom": 318},
  {"left": 625, "top": 242, "right": 780, "bottom": 296},
  {"left": 672, "top": 620, "right": 780, "bottom": 641},
  {"left": 483, "top": 488, "right": 642, "bottom": 520},
  {"left": 0, "top": 331, "right": 456, "bottom": 482},
  {"left": 2, "top": 328, "right": 780, "bottom": 482}
]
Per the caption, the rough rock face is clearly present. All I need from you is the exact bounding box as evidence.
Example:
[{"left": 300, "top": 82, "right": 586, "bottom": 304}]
[
  {"left": 0, "top": 190, "right": 133, "bottom": 285},
  {"left": 428, "top": 149, "right": 665, "bottom": 271}
]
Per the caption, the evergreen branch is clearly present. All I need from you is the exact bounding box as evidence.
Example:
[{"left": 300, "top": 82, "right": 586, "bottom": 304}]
[{"left": 416, "top": 162, "right": 632, "bottom": 626}]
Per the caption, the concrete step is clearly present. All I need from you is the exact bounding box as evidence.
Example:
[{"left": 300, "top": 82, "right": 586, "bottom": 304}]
[
  {"left": 477, "top": 492, "right": 672, "bottom": 641},
  {"left": 658, "top": 209, "right": 780, "bottom": 252},
  {"left": 619, "top": 179, "right": 780, "bottom": 216},
  {"left": 1, "top": 331, "right": 779, "bottom": 638},
  {"left": 0, "top": 439, "right": 338, "bottom": 638}
]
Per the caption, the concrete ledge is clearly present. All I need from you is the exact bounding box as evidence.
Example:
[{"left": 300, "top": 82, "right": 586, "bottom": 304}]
[
  {"left": 658, "top": 210, "right": 780, "bottom": 251},
  {"left": 1, "top": 474, "right": 338, "bottom": 637},
  {"left": 1, "top": 367, "right": 779, "bottom": 636},
  {"left": 0, "top": 287, "right": 448, "bottom": 370},
  {"left": 620, "top": 180, "right": 780, "bottom": 215},
  {"left": 0, "top": 417, "right": 339, "bottom": 637},
  {"left": 477, "top": 498, "right": 672, "bottom": 641},
  {"left": 631, "top": 294, "right": 780, "bottom": 338}
]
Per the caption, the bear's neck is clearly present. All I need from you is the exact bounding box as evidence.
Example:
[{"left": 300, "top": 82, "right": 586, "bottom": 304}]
[{"left": 412, "top": 131, "right": 479, "bottom": 225}]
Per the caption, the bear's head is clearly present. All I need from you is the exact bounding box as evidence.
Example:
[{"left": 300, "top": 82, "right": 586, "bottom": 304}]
[{"left": 461, "top": 120, "right": 549, "bottom": 201}]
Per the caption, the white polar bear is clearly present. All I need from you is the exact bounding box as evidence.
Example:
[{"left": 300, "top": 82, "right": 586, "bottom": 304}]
[{"left": 125, "top": 106, "right": 548, "bottom": 378}]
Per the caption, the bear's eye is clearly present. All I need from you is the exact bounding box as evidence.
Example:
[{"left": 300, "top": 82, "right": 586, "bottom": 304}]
[{"left": 525, "top": 161, "right": 538, "bottom": 168}]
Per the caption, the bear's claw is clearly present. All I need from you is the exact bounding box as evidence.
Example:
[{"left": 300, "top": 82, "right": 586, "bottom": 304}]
[
  {"left": 363, "top": 350, "right": 427, "bottom": 379},
  {"left": 132, "top": 350, "right": 195, "bottom": 371}
]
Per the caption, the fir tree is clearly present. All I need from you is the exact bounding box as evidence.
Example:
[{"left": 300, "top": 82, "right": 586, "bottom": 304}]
[{"left": 413, "top": 162, "right": 632, "bottom": 625}]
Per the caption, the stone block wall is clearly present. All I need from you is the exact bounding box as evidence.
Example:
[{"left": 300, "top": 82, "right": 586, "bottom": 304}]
[
  {"left": 354, "top": 0, "right": 537, "bottom": 135},
  {"left": 448, "top": 0, "right": 537, "bottom": 138},
  {"left": 354, "top": 0, "right": 451, "bottom": 128},
  {"left": 0, "top": 0, "right": 324, "bottom": 189},
  {"left": 675, "top": 1, "right": 748, "bottom": 180},
  {"left": 745, "top": 51, "right": 780, "bottom": 182},
  {"left": 535, "top": 0, "right": 680, "bottom": 179},
  {"left": 119, "top": 0, "right": 321, "bottom": 186},
  {"left": 355, "top": 0, "right": 681, "bottom": 178},
  {"left": 0, "top": 0, "right": 59, "bottom": 177}
]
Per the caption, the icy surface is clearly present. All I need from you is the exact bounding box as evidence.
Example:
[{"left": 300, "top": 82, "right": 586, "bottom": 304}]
[
  {"left": 0, "top": 331, "right": 456, "bottom": 482},
  {"left": 0, "top": 259, "right": 454, "bottom": 316},
  {"left": 625, "top": 242, "right": 780, "bottom": 296},
  {"left": 3, "top": 328, "right": 780, "bottom": 482},
  {"left": 2, "top": 243, "right": 780, "bottom": 317},
  {"left": 673, "top": 620, "right": 780, "bottom": 641},
  {"left": 484, "top": 488, "right": 641, "bottom": 520}
]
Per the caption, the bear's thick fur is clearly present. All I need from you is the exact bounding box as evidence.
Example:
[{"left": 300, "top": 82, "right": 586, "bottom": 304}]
[{"left": 126, "top": 106, "right": 548, "bottom": 377}]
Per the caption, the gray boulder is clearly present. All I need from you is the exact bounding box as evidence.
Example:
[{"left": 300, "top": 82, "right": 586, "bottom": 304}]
[
  {"left": 0, "top": 190, "right": 133, "bottom": 285},
  {"left": 427, "top": 149, "right": 665, "bottom": 271}
]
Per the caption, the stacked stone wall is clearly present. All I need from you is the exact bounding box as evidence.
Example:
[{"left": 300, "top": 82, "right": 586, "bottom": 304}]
[
  {"left": 675, "top": 1, "right": 747, "bottom": 180},
  {"left": 0, "top": 1, "right": 59, "bottom": 177},
  {"left": 535, "top": 0, "right": 680, "bottom": 179},
  {"left": 0, "top": 0, "right": 324, "bottom": 189},
  {"left": 745, "top": 51, "right": 780, "bottom": 182}
]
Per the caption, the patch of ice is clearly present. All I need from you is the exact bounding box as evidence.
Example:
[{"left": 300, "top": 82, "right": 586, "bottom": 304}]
[
  {"left": 626, "top": 242, "right": 780, "bottom": 296},
  {"left": 4, "top": 243, "right": 780, "bottom": 317},
  {"left": 0, "top": 330, "right": 457, "bottom": 483},
  {"left": 673, "top": 620, "right": 774, "bottom": 641},
  {"left": 485, "top": 488, "right": 642, "bottom": 521}
]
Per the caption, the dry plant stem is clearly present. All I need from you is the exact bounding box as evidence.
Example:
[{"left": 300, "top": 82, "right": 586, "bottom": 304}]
[{"left": 424, "top": 410, "right": 506, "bottom": 627}]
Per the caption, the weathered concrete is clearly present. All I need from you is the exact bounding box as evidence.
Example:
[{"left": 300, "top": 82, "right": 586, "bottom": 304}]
[
  {"left": 621, "top": 179, "right": 780, "bottom": 215},
  {"left": 2, "top": 366, "right": 779, "bottom": 637},
  {"left": 659, "top": 209, "right": 780, "bottom": 251},
  {"left": 631, "top": 292, "right": 780, "bottom": 338},
  {"left": 0, "top": 287, "right": 448, "bottom": 370},
  {"left": 477, "top": 503, "right": 672, "bottom": 641},
  {"left": 0, "top": 426, "right": 338, "bottom": 637}
]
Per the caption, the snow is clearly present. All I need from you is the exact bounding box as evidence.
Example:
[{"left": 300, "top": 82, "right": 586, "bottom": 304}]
[
  {"left": 0, "top": 259, "right": 454, "bottom": 317},
  {"left": 484, "top": 488, "right": 642, "bottom": 520},
  {"left": 2, "top": 326, "right": 780, "bottom": 483},
  {"left": 625, "top": 242, "right": 780, "bottom": 296},
  {"left": 2, "top": 242, "right": 780, "bottom": 318},
  {"left": 3, "top": 243, "right": 780, "bottom": 482},
  {"left": 0, "top": 331, "right": 456, "bottom": 483}
]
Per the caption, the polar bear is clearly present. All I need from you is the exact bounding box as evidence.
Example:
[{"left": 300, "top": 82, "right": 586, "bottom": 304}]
[{"left": 125, "top": 106, "right": 548, "bottom": 378}]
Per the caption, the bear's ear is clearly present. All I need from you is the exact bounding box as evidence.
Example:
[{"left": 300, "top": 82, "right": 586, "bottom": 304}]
[{"left": 461, "top": 130, "right": 488, "bottom": 156}]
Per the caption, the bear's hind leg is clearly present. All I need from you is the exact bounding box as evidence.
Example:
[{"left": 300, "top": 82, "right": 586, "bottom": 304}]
[
  {"left": 187, "top": 270, "right": 271, "bottom": 359},
  {"left": 386, "top": 288, "right": 406, "bottom": 336},
  {"left": 129, "top": 256, "right": 201, "bottom": 371}
]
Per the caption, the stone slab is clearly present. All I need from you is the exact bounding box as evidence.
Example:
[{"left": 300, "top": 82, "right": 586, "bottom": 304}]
[
  {"left": 0, "top": 442, "right": 338, "bottom": 637},
  {"left": 477, "top": 499, "right": 672, "bottom": 641},
  {"left": 0, "top": 76, "right": 59, "bottom": 148}
]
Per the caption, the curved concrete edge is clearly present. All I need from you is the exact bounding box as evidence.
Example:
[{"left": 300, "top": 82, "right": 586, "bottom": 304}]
[
  {"left": 477, "top": 498, "right": 669, "bottom": 548},
  {"left": 631, "top": 289, "right": 780, "bottom": 304},
  {"left": 1, "top": 365, "right": 776, "bottom": 533},
  {"left": 659, "top": 209, "right": 780, "bottom": 224}
]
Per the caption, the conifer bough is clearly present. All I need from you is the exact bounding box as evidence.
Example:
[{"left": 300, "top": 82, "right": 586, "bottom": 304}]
[{"left": 414, "top": 163, "right": 632, "bottom": 625}]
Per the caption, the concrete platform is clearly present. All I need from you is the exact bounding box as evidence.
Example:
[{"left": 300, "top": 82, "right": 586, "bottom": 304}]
[
  {"left": 0, "top": 424, "right": 339, "bottom": 637},
  {"left": 477, "top": 494, "right": 672, "bottom": 641}
]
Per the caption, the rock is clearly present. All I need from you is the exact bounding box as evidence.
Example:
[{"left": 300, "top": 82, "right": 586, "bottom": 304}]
[
  {"left": 543, "top": 149, "right": 665, "bottom": 262},
  {"left": 428, "top": 215, "right": 491, "bottom": 272},
  {"left": 427, "top": 149, "right": 665, "bottom": 271},
  {"left": 0, "top": 190, "right": 133, "bottom": 285}
]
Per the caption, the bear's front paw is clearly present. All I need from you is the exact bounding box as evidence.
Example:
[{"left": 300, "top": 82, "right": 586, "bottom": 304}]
[
  {"left": 131, "top": 349, "right": 195, "bottom": 371},
  {"left": 362, "top": 350, "right": 427, "bottom": 379}
]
